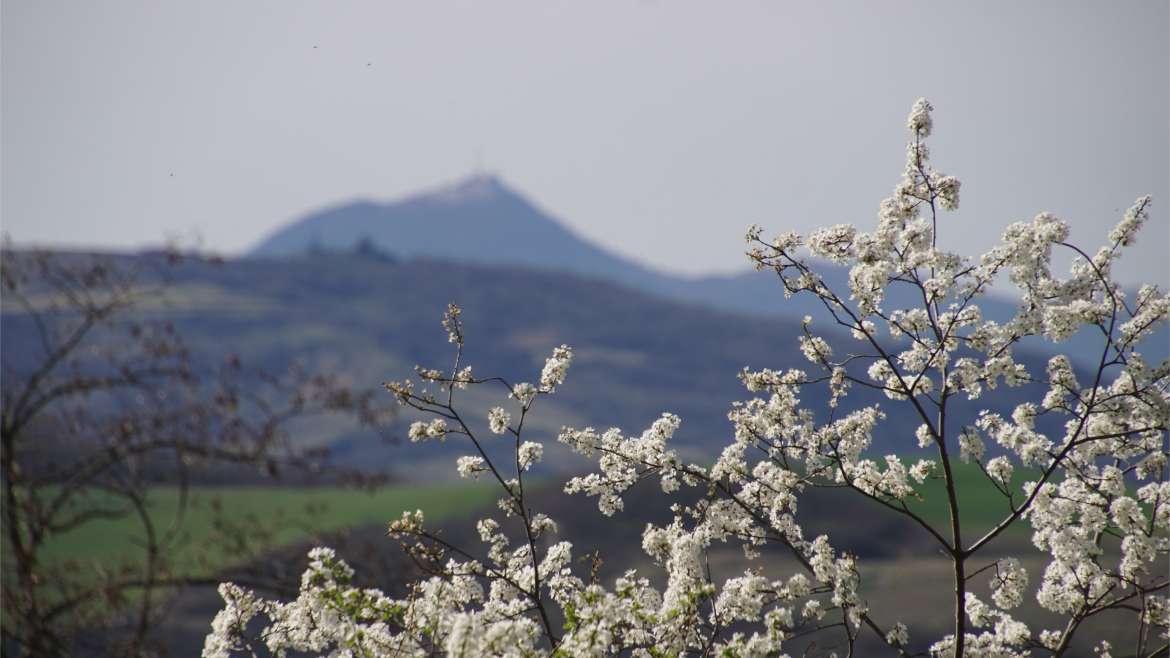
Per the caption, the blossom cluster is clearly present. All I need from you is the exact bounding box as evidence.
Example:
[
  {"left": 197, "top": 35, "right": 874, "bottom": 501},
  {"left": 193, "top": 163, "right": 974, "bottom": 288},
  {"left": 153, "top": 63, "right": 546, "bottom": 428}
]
[{"left": 206, "top": 100, "right": 1168, "bottom": 658}]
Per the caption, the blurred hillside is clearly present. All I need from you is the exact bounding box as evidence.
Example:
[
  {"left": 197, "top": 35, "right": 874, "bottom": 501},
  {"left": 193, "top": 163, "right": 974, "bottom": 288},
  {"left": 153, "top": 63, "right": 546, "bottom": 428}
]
[
  {"left": 252, "top": 175, "right": 1167, "bottom": 369},
  {"left": 3, "top": 247, "right": 1081, "bottom": 480}
]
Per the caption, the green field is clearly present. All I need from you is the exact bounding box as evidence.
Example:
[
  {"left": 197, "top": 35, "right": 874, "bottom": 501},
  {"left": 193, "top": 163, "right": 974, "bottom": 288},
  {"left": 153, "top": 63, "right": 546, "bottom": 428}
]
[
  {"left": 11, "top": 460, "right": 1097, "bottom": 601},
  {"left": 906, "top": 460, "right": 1040, "bottom": 545},
  {"left": 31, "top": 481, "right": 498, "bottom": 580}
]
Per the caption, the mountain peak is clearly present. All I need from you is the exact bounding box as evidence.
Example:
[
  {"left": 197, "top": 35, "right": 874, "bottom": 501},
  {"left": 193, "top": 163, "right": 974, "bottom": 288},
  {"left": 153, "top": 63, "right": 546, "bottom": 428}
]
[
  {"left": 250, "top": 173, "right": 650, "bottom": 277},
  {"left": 428, "top": 173, "right": 513, "bottom": 205},
  {"left": 249, "top": 171, "right": 670, "bottom": 293}
]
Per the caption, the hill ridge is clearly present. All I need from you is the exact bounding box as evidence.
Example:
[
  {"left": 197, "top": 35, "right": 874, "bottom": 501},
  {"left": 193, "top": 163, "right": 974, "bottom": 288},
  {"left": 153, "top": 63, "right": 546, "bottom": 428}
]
[{"left": 250, "top": 176, "right": 1166, "bottom": 367}]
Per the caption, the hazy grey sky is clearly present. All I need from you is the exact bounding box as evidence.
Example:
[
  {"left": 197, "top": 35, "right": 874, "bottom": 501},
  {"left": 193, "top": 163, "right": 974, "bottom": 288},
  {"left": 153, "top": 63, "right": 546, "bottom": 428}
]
[{"left": 3, "top": 1, "right": 1167, "bottom": 285}]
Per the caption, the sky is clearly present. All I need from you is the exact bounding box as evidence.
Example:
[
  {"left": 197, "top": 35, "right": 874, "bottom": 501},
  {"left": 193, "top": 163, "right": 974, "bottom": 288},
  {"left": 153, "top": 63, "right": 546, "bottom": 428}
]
[{"left": 2, "top": 1, "right": 1168, "bottom": 286}]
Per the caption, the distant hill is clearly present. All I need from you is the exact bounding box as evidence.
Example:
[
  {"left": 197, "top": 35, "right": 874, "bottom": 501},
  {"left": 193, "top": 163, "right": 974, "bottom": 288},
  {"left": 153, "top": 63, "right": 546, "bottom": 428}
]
[
  {"left": 251, "top": 175, "right": 1166, "bottom": 367},
  {"left": 252, "top": 175, "right": 668, "bottom": 290},
  {"left": 2, "top": 250, "right": 1079, "bottom": 479}
]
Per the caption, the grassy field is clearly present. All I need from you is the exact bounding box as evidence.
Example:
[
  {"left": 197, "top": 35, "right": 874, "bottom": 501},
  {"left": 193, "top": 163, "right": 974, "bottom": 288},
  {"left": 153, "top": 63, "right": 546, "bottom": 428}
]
[
  {"left": 32, "top": 481, "right": 498, "bottom": 580},
  {"left": 13, "top": 456, "right": 1096, "bottom": 614},
  {"left": 905, "top": 460, "right": 1037, "bottom": 542},
  {"left": 26, "top": 458, "right": 1043, "bottom": 581}
]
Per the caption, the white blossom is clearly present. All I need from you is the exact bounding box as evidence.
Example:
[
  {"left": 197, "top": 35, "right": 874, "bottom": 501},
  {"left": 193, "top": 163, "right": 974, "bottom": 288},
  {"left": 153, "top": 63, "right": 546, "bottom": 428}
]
[
  {"left": 457, "top": 455, "right": 486, "bottom": 479},
  {"left": 517, "top": 441, "right": 543, "bottom": 471},
  {"left": 539, "top": 345, "right": 573, "bottom": 392},
  {"left": 488, "top": 406, "right": 511, "bottom": 434},
  {"left": 510, "top": 382, "right": 537, "bottom": 405}
]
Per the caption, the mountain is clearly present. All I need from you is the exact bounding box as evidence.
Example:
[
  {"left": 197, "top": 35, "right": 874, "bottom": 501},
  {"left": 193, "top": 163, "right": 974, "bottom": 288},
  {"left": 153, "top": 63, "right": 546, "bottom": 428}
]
[
  {"left": 251, "top": 175, "right": 1167, "bottom": 366},
  {"left": 251, "top": 175, "right": 668, "bottom": 292},
  {"left": 252, "top": 175, "right": 831, "bottom": 319}
]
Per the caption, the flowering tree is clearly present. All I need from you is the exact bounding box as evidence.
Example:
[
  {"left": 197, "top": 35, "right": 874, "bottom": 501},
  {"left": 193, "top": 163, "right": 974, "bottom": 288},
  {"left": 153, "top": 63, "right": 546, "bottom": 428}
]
[{"left": 203, "top": 100, "right": 1169, "bottom": 657}]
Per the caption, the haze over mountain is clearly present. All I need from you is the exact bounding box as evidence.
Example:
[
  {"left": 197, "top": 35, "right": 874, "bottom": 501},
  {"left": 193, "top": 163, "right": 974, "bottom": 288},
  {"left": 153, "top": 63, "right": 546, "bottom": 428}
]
[
  {"left": 252, "top": 175, "right": 664, "bottom": 288},
  {"left": 251, "top": 175, "right": 1167, "bottom": 366}
]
